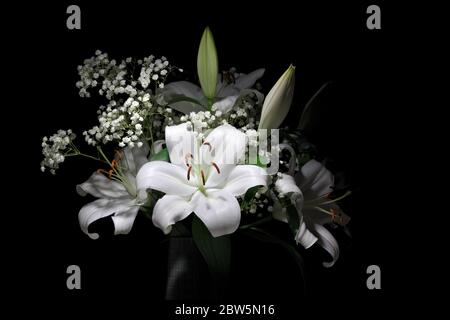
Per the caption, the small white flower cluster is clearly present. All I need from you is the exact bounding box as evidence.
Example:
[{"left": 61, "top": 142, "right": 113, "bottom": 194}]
[
  {"left": 76, "top": 50, "right": 132, "bottom": 99},
  {"left": 226, "top": 97, "right": 259, "bottom": 130},
  {"left": 138, "top": 55, "right": 171, "bottom": 89},
  {"left": 83, "top": 93, "right": 153, "bottom": 148},
  {"left": 180, "top": 111, "right": 222, "bottom": 133},
  {"left": 240, "top": 188, "right": 272, "bottom": 218},
  {"left": 74, "top": 50, "right": 182, "bottom": 149},
  {"left": 40, "top": 129, "right": 76, "bottom": 174},
  {"left": 76, "top": 51, "right": 176, "bottom": 102}
]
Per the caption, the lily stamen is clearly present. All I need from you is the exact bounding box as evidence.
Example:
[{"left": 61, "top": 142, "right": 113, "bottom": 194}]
[
  {"left": 96, "top": 168, "right": 109, "bottom": 175},
  {"left": 185, "top": 153, "right": 193, "bottom": 166},
  {"left": 203, "top": 141, "right": 212, "bottom": 151},
  {"left": 187, "top": 165, "right": 193, "bottom": 180},
  {"left": 319, "top": 191, "right": 352, "bottom": 206},
  {"left": 211, "top": 162, "right": 221, "bottom": 174},
  {"left": 114, "top": 150, "right": 124, "bottom": 160},
  {"left": 201, "top": 170, "right": 206, "bottom": 185},
  {"left": 330, "top": 209, "right": 338, "bottom": 221},
  {"left": 330, "top": 208, "right": 340, "bottom": 223}
]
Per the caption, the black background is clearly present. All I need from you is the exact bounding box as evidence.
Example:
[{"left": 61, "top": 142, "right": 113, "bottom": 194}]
[{"left": 6, "top": 0, "right": 404, "bottom": 317}]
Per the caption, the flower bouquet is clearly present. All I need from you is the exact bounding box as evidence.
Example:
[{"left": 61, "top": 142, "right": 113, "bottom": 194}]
[{"left": 41, "top": 27, "right": 352, "bottom": 297}]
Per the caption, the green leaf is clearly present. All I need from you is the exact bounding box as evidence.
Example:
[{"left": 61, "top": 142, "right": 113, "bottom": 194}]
[
  {"left": 192, "top": 216, "right": 230, "bottom": 298},
  {"left": 244, "top": 185, "right": 261, "bottom": 203},
  {"left": 240, "top": 185, "right": 264, "bottom": 211},
  {"left": 256, "top": 154, "right": 268, "bottom": 168},
  {"left": 165, "top": 94, "right": 206, "bottom": 114},
  {"left": 167, "top": 95, "right": 203, "bottom": 106},
  {"left": 286, "top": 204, "right": 300, "bottom": 235},
  {"left": 197, "top": 26, "right": 218, "bottom": 100},
  {"left": 298, "top": 81, "right": 331, "bottom": 133},
  {"left": 150, "top": 148, "right": 169, "bottom": 162}
]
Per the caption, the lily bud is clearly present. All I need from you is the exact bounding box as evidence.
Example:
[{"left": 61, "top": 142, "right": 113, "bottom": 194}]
[
  {"left": 258, "top": 64, "right": 295, "bottom": 129},
  {"left": 197, "top": 26, "right": 218, "bottom": 100}
]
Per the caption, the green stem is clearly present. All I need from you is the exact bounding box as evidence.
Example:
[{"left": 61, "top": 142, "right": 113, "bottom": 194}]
[
  {"left": 97, "top": 146, "right": 122, "bottom": 178},
  {"left": 78, "top": 153, "right": 105, "bottom": 163},
  {"left": 207, "top": 97, "right": 214, "bottom": 111},
  {"left": 97, "top": 146, "right": 113, "bottom": 167},
  {"left": 64, "top": 149, "right": 109, "bottom": 166}
]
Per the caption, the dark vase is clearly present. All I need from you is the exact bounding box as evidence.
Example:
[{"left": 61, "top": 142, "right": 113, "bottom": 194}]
[{"left": 165, "top": 237, "right": 211, "bottom": 300}]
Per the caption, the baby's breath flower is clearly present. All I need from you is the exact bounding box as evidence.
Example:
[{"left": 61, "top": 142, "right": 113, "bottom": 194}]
[
  {"left": 84, "top": 92, "right": 153, "bottom": 148},
  {"left": 40, "top": 129, "right": 76, "bottom": 174}
]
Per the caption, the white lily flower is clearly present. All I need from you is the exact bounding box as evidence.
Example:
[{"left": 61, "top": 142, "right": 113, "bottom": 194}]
[
  {"left": 274, "top": 159, "right": 351, "bottom": 267},
  {"left": 274, "top": 174, "right": 318, "bottom": 249},
  {"left": 136, "top": 123, "right": 267, "bottom": 237},
  {"left": 258, "top": 64, "right": 295, "bottom": 129},
  {"left": 162, "top": 69, "right": 265, "bottom": 114},
  {"left": 76, "top": 144, "right": 150, "bottom": 239},
  {"left": 294, "top": 160, "right": 351, "bottom": 227}
]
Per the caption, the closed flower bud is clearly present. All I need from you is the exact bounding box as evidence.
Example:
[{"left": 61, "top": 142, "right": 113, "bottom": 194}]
[
  {"left": 258, "top": 64, "right": 295, "bottom": 129},
  {"left": 197, "top": 27, "right": 218, "bottom": 100}
]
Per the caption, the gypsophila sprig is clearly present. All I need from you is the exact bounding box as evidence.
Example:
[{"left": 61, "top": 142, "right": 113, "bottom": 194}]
[
  {"left": 40, "top": 129, "right": 76, "bottom": 174},
  {"left": 83, "top": 93, "right": 151, "bottom": 148},
  {"left": 138, "top": 55, "right": 171, "bottom": 90},
  {"left": 75, "top": 51, "right": 184, "bottom": 149}
]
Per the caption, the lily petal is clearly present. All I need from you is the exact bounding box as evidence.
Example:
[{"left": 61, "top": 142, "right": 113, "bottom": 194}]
[
  {"left": 162, "top": 81, "right": 206, "bottom": 114},
  {"left": 275, "top": 173, "right": 302, "bottom": 198},
  {"left": 273, "top": 173, "right": 319, "bottom": 248},
  {"left": 295, "top": 159, "right": 334, "bottom": 199},
  {"left": 204, "top": 124, "right": 247, "bottom": 166},
  {"left": 152, "top": 195, "right": 193, "bottom": 234},
  {"left": 111, "top": 205, "right": 140, "bottom": 235},
  {"left": 235, "top": 68, "right": 265, "bottom": 90},
  {"left": 78, "top": 198, "right": 134, "bottom": 239},
  {"left": 151, "top": 139, "right": 165, "bottom": 155},
  {"left": 136, "top": 161, "right": 197, "bottom": 197},
  {"left": 295, "top": 220, "right": 318, "bottom": 249},
  {"left": 191, "top": 189, "right": 241, "bottom": 237},
  {"left": 215, "top": 69, "right": 265, "bottom": 99},
  {"left": 121, "top": 143, "right": 150, "bottom": 176},
  {"left": 216, "top": 84, "right": 240, "bottom": 98},
  {"left": 163, "top": 81, "right": 205, "bottom": 101},
  {"left": 211, "top": 95, "right": 239, "bottom": 114},
  {"left": 76, "top": 172, "right": 129, "bottom": 199},
  {"left": 165, "top": 123, "right": 198, "bottom": 167},
  {"left": 308, "top": 222, "right": 340, "bottom": 267},
  {"left": 218, "top": 165, "right": 267, "bottom": 197}
]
